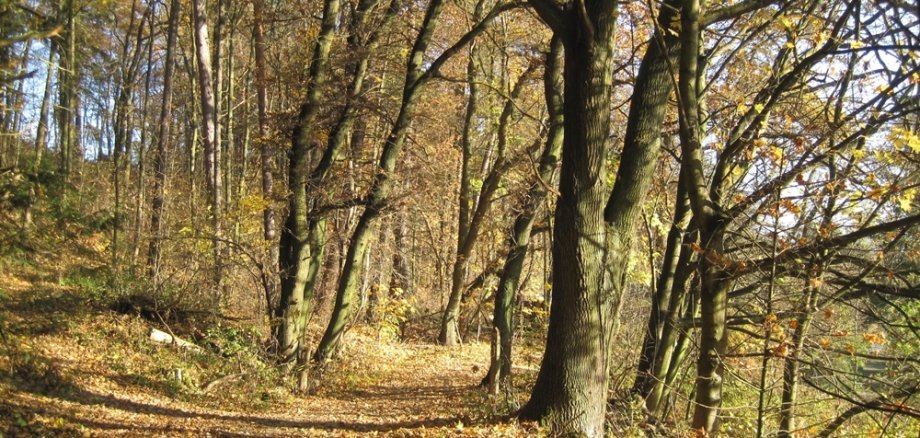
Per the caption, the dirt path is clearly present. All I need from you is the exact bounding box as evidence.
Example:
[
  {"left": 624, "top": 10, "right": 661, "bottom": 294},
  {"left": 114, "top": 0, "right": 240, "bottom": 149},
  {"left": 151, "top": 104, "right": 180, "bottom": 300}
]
[{"left": 0, "top": 263, "right": 538, "bottom": 437}]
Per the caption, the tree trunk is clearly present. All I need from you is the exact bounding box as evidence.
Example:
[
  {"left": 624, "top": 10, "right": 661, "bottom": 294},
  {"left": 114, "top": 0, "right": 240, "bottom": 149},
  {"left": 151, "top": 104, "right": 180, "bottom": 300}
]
[
  {"left": 131, "top": 10, "right": 155, "bottom": 273},
  {"left": 487, "top": 35, "right": 563, "bottom": 390},
  {"left": 518, "top": 1, "right": 618, "bottom": 435},
  {"left": 644, "top": 229, "right": 697, "bottom": 416},
  {"left": 439, "top": 14, "right": 483, "bottom": 345},
  {"left": 147, "top": 0, "right": 180, "bottom": 281},
  {"left": 34, "top": 42, "right": 56, "bottom": 168},
  {"left": 275, "top": 0, "right": 342, "bottom": 363},
  {"left": 57, "top": 0, "right": 78, "bottom": 184},
  {"left": 440, "top": 25, "right": 535, "bottom": 346},
  {"left": 312, "top": 0, "right": 449, "bottom": 362},
  {"left": 252, "top": 0, "right": 278, "bottom": 315},
  {"left": 192, "top": 0, "right": 223, "bottom": 300},
  {"left": 389, "top": 208, "right": 412, "bottom": 296}
]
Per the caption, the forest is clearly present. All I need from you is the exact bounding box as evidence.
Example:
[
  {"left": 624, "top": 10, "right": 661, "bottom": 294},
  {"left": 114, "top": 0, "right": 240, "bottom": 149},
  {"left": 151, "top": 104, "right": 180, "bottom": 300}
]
[{"left": 0, "top": 0, "right": 919, "bottom": 436}]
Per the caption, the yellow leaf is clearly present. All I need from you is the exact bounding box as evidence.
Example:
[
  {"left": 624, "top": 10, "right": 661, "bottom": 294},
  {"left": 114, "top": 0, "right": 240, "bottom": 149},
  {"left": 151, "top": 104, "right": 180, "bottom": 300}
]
[{"left": 898, "top": 188, "right": 916, "bottom": 212}]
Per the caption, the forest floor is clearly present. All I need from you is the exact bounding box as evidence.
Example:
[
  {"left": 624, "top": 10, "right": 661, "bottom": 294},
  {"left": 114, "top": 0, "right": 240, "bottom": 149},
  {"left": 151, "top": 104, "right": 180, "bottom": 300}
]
[{"left": 0, "top": 234, "right": 545, "bottom": 437}]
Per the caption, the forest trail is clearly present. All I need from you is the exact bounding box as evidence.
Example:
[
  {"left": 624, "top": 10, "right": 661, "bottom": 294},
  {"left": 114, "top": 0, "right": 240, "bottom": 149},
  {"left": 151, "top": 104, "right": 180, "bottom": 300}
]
[{"left": 0, "top": 250, "right": 537, "bottom": 437}]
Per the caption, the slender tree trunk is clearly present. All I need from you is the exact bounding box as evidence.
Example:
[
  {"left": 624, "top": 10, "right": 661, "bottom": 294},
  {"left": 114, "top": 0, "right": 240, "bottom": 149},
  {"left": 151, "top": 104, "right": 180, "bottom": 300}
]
[
  {"left": 252, "top": 0, "right": 278, "bottom": 314},
  {"left": 487, "top": 35, "right": 563, "bottom": 391},
  {"left": 147, "top": 0, "right": 180, "bottom": 281},
  {"left": 192, "top": 0, "right": 223, "bottom": 300},
  {"left": 644, "top": 228, "right": 697, "bottom": 416},
  {"left": 312, "top": 0, "right": 448, "bottom": 362},
  {"left": 8, "top": 41, "right": 31, "bottom": 169},
  {"left": 439, "top": 15, "right": 482, "bottom": 345},
  {"left": 58, "top": 0, "right": 78, "bottom": 184},
  {"left": 275, "top": 0, "right": 342, "bottom": 363},
  {"left": 676, "top": 1, "right": 732, "bottom": 433},
  {"left": 440, "top": 13, "right": 533, "bottom": 345},
  {"left": 132, "top": 9, "right": 156, "bottom": 273},
  {"left": 313, "top": 0, "right": 511, "bottom": 362},
  {"left": 112, "top": 0, "right": 147, "bottom": 289},
  {"left": 34, "top": 42, "right": 56, "bottom": 169}
]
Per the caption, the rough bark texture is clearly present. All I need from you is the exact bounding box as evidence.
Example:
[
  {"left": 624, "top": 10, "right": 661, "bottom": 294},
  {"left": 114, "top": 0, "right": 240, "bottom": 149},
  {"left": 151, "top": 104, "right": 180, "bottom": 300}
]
[{"left": 518, "top": 0, "right": 618, "bottom": 435}]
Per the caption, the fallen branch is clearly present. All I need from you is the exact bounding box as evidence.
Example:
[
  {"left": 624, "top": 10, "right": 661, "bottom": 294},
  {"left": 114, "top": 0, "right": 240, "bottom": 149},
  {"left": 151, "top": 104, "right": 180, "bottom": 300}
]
[{"left": 148, "top": 328, "right": 201, "bottom": 351}]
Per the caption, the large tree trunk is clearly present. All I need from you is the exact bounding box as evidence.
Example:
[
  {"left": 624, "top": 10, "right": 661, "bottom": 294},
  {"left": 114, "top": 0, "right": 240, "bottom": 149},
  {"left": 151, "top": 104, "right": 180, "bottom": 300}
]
[
  {"left": 147, "top": 0, "right": 180, "bottom": 281},
  {"left": 487, "top": 35, "right": 563, "bottom": 391},
  {"left": 518, "top": 0, "right": 618, "bottom": 435}
]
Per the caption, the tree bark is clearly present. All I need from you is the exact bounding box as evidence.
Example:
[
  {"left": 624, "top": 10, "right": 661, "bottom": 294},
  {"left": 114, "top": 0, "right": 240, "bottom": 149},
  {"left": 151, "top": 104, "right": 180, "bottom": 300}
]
[
  {"left": 518, "top": 0, "right": 618, "bottom": 435},
  {"left": 34, "top": 42, "right": 56, "bottom": 169},
  {"left": 439, "top": 30, "right": 535, "bottom": 346},
  {"left": 192, "top": 0, "right": 223, "bottom": 300},
  {"left": 275, "top": 0, "right": 342, "bottom": 363},
  {"left": 147, "top": 0, "right": 180, "bottom": 281}
]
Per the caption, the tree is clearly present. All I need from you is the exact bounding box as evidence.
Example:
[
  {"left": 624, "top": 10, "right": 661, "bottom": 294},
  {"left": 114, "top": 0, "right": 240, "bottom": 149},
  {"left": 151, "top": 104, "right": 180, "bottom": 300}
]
[
  {"left": 516, "top": 0, "right": 619, "bottom": 434},
  {"left": 274, "top": 0, "right": 342, "bottom": 364},
  {"left": 192, "top": 0, "right": 223, "bottom": 299},
  {"left": 312, "top": 0, "right": 517, "bottom": 362},
  {"left": 486, "top": 34, "right": 563, "bottom": 392},
  {"left": 147, "top": 0, "right": 180, "bottom": 281}
]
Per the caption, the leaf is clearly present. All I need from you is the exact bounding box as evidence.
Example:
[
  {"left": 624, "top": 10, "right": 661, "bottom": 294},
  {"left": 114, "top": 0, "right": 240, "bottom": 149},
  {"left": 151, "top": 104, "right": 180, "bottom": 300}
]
[
  {"left": 772, "top": 343, "right": 788, "bottom": 357},
  {"left": 863, "top": 332, "right": 886, "bottom": 345},
  {"left": 690, "top": 242, "right": 704, "bottom": 254},
  {"left": 898, "top": 188, "right": 916, "bottom": 212}
]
